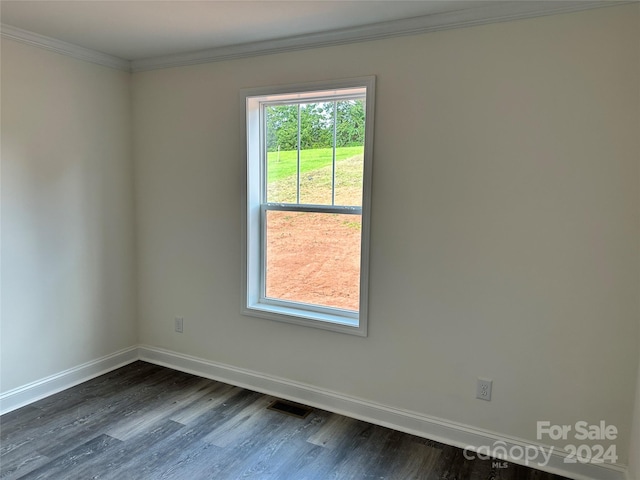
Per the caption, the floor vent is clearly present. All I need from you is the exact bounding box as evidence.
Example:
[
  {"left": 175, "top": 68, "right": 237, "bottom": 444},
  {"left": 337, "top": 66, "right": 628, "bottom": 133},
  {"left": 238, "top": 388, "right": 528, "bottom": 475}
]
[{"left": 267, "top": 399, "right": 313, "bottom": 419}]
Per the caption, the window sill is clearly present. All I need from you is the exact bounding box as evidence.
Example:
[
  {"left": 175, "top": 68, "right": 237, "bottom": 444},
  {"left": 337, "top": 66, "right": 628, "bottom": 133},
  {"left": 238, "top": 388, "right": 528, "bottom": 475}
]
[{"left": 243, "top": 302, "right": 366, "bottom": 336}]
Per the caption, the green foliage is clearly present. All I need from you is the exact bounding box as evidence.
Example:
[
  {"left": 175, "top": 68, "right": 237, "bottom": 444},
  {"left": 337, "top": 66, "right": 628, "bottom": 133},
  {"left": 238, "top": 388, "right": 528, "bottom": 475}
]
[
  {"left": 266, "top": 100, "right": 365, "bottom": 152},
  {"left": 265, "top": 105, "right": 298, "bottom": 153},
  {"left": 336, "top": 100, "right": 365, "bottom": 147}
]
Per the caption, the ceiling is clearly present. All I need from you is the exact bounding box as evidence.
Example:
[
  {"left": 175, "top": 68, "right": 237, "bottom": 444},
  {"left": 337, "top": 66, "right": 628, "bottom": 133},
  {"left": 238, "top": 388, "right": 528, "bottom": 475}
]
[{"left": 0, "top": 1, "right": 618, "bottom": 62}]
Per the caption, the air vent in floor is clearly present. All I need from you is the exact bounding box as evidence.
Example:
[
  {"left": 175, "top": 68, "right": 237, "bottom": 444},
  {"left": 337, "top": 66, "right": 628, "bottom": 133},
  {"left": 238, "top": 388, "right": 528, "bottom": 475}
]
[{"left": 267, "top": 399, "right": 313, "bottom": 419}]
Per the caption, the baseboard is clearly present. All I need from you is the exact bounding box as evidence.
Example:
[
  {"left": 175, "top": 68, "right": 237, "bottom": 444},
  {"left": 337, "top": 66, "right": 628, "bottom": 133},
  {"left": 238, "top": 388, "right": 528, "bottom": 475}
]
[
  {"left": 0, "top": 346, "right": 138, "bottom": 415},
  {"left": 1, "top": 344, "right": 629, "bottom": 480},
  {"left": 138, "top": 344, "right": 628, "bottom": 480}
]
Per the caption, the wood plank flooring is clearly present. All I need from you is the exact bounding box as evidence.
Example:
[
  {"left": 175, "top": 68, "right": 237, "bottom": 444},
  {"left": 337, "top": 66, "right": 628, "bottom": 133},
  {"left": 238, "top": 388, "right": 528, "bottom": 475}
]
[{"left": 0, "top": 361, "right": 569, "bottom": 480}]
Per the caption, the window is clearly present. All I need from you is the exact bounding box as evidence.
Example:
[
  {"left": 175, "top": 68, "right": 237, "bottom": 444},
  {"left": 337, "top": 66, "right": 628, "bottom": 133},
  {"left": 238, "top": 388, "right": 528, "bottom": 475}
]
[{"left": 241, "top": 77, "right": 375, "bottom": 336}]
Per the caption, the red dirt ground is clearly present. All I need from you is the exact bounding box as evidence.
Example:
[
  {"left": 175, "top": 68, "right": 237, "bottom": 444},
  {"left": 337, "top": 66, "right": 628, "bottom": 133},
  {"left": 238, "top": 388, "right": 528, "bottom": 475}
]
[{"left": 265, "top": 212, "right": 361, "bottom": 311}]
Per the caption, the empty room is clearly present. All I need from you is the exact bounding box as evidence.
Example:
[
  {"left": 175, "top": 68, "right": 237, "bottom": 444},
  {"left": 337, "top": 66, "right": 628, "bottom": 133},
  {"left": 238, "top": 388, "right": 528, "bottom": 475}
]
[{"left": 1, "top": 1, "right": 639, "bottom": 479}]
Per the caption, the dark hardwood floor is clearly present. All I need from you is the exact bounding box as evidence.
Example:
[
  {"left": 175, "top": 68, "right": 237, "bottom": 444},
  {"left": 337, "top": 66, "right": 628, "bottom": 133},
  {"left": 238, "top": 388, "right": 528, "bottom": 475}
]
[{"left": 1, "top": 361, "right": 568, "bottom": 479}]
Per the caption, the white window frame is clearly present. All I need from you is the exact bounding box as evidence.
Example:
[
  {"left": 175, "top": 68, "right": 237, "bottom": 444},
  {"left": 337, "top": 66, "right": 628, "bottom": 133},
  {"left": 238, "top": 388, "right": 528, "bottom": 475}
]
[{"left": 241, "top": 76, "right": 375, "bottom": 336}]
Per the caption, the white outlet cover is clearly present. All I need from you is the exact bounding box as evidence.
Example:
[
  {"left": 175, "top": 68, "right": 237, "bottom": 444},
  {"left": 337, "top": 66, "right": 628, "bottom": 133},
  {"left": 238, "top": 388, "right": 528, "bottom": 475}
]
[
  {"left": 175, "top": 317, "right": 184, "bottom": 333},
  {"left": 476, "top": 378, "right": 492, "bottom": 401}
]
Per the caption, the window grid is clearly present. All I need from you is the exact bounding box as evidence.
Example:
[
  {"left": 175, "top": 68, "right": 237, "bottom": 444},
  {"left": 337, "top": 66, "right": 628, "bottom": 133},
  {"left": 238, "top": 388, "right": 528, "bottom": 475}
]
[
  {"left": 264, "top": 96, "right": 365, "bottom": 209},
  {"left": 332, "top": 102, "right": 337, "bottom": 206},
  {"left": 296, "top": 103, "right": 301, "bottom": 204}
]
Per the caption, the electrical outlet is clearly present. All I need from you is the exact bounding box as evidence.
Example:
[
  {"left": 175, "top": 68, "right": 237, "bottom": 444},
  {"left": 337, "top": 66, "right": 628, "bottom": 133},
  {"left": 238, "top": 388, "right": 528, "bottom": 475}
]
[
  {"left": 174, "top": 317, "right": 184, "bottom": 333},
  {"left": 476, "top": 378, "right": 492, "bottom": 401}
]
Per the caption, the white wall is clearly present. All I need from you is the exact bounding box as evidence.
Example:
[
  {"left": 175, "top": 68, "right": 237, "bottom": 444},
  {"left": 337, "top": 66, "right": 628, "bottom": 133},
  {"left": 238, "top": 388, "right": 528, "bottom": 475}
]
[
  {"left": 1, "top": 39, "right": 137, "bottom": 392},
  {"left": 628, "top": 50, "right": 640, "bottom": 480},
  {"left": 629, "top": 356, "right": 640, "bottom": 478},
  {"left": 629, "top": 258, "right": 640, "bottom": 478},
  {"left": 133, "top": 4, "right": 639, "bottom": 465}
]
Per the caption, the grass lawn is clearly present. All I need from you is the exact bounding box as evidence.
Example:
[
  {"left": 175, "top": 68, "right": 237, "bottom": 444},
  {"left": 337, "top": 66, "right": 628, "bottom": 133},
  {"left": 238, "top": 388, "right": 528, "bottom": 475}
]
[
  {"left": 267, "top": 146, "right": 363, "bottom": 183},
  {"left": 267, "top": 152, "right": 364, "bottom": 205}
]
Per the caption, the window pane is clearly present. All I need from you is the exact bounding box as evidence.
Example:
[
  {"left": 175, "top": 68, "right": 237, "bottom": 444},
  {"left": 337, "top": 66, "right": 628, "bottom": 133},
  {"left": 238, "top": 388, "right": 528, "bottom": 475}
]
[
  {"left": 334, "top": 100, "right": 365, "bottom": 207},
  {"left": 334, "top": 146, "right": 364, "bottom": 207},
  {"left": 266, "top": 104, "right": 298, "bottom": 203},
  {"left": 299, "top": 102, "right": 334, "bottom": 205},
  {"left": 265, "top": 210, "right": 361, "bottom": 311}
]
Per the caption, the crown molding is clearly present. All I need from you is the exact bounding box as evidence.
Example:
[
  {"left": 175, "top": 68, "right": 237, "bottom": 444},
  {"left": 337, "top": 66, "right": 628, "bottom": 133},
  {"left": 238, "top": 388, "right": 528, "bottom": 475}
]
[
  {"left": 131, "top": 1, "right": 630, "bottom": 72},
  {"left": 0, "top": 23, "right": 131, "bottom": 72},
  {"left": 1, "top": 1, "right": 633, "bottom": 74}
]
